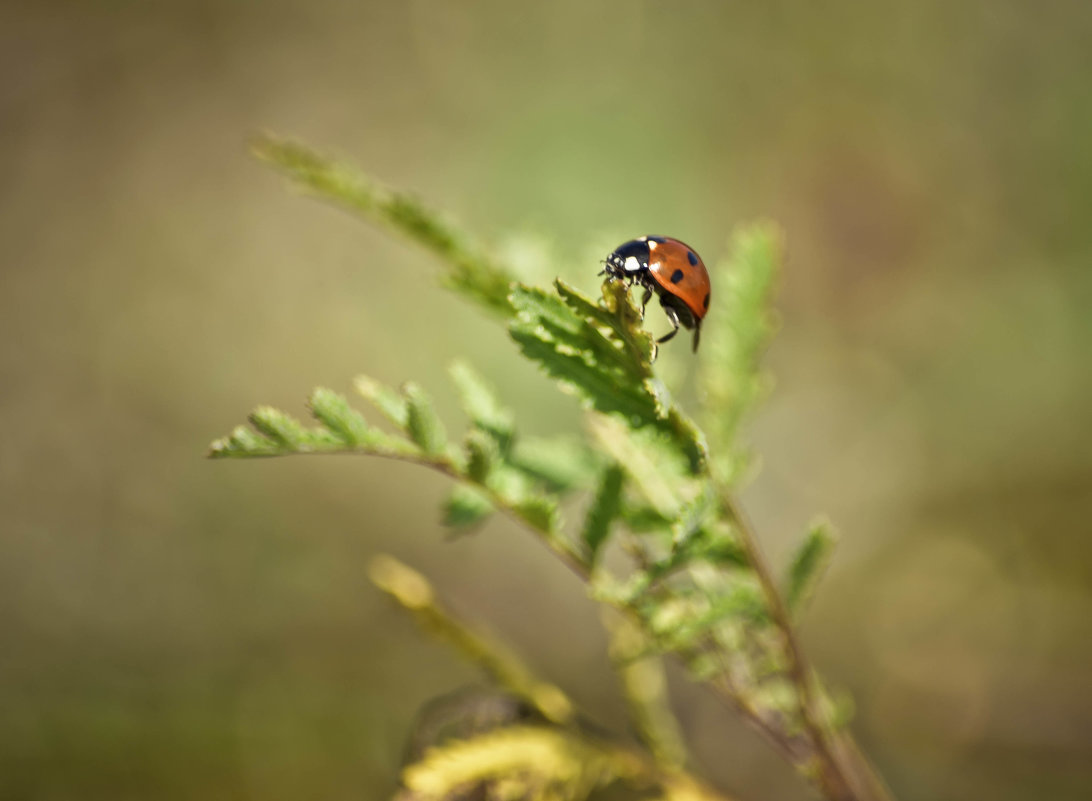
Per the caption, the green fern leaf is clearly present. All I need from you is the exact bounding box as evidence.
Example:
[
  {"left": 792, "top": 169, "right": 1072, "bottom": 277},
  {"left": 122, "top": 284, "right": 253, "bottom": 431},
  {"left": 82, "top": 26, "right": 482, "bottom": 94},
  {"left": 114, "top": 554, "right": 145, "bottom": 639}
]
[
  {"left": 690, "top": 529, "right": 748, "bottom": 568},
  {"left": 353, "top": 374, "right": 409, "bottom": 428},
  {"left": 208, "top": 399, "right": 415, "bottom": 459},
  {"left": 402, "top": 382, "right": 448, "bottom": 457},
  {"left": 513, "top": 495, "right": 561, "bottom": 534},
  {"left": 252, "top": 135, "right": 514, "bottom": 316},
  {"left": 463, "top": 428, "right": 499, "bottom": 484},
  {"left": 509, "top": 281, "right": 707, "bottom": 473},
  {"left": 248, "top": 405, "right": 309, "bottom": 448},
  {"left": 511, "top": 284, "right": 638, "bottom": 377},
  {"left": 582, "top": 464, "right": 625, "bottom": 566},
  {"left": 785, "top": 519, "right": 837, "bottom": 618},
  {"left": 307, "top": 387, "right": 378, "bottom": 446},
  {"left": 506, "top": 435, "right": 599, "bottom": 493},
  {"left": 698, "top": 223, "right": 783, "bottom": 484},
  {"left": 647, "top": 581, "right": 770, "bottom": 654},
  {"left": 509, "top": 321, "right": 661, "bottom": 424},
  {"left": 442, "top": 485, "right": 494, "bottom": 529},
  {"left": 449, "top": 361, "right": 515, "bottom": 452},
  {"left": 619, "top": 503, "right": 672, "bottom": 534},
  {"left": 208, "top": 425, "right": 282, "bottom": 458}
]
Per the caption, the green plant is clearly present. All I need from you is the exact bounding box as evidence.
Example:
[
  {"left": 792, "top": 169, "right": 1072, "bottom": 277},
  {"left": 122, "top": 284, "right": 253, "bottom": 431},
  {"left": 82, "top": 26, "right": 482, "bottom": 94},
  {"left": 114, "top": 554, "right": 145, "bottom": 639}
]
[{"left": 209, "top": 135, "right": 895, "bottom": 801}]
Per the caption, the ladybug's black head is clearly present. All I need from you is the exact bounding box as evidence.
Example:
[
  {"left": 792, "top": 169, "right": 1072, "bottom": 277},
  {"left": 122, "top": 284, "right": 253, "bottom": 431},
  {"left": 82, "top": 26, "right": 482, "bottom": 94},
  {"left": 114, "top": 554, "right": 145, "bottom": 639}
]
[{"left": 604, "top": 238, "right": 652, "bottom": 278}]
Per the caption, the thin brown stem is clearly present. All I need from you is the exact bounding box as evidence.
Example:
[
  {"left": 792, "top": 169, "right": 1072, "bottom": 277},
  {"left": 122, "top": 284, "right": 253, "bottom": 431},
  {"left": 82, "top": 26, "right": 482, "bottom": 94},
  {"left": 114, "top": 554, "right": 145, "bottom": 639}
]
[
  {"left": 718, "top": 492, "right": 892, "bottom": 801},
  {"left": 703, "top": 650, "right": 811, "bottom": 764}
]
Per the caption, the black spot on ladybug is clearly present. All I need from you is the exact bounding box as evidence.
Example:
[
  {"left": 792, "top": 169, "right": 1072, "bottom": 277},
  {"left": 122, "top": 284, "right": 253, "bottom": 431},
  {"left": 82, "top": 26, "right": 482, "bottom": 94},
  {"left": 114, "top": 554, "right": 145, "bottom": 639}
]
[
  {"left": 687, "top": 250, "right": 699, "bottom": 266},
  {"left": 670, "top": 269, "right": 685, "bottom": 284},
  {"left": 702, "top": 292, "right": 710, "bottom": 310}
]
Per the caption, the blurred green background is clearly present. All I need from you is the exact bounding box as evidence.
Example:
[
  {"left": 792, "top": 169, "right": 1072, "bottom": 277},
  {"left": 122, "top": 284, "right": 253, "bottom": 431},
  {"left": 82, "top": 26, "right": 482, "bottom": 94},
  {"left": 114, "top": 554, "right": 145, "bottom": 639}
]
[{"left": 2, "top": 1, "right": 1090, "bottom": 799}]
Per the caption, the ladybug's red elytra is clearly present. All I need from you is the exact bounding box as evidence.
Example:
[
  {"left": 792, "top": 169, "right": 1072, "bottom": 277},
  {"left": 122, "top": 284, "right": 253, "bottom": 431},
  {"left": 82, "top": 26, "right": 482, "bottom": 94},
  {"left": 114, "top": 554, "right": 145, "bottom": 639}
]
[{"left": 600, "top": 236, "right": 711, "bottom": 352}]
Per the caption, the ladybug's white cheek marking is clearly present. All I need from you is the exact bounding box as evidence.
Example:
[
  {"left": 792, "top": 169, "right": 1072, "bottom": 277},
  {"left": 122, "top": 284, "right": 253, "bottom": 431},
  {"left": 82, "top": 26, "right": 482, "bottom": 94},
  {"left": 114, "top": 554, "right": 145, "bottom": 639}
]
[
  {"left": 624, "top": 256, "right": 641, "bottom": 272},
  {"left": 647, "top": 240, "right": 658, "bottom": 251}
]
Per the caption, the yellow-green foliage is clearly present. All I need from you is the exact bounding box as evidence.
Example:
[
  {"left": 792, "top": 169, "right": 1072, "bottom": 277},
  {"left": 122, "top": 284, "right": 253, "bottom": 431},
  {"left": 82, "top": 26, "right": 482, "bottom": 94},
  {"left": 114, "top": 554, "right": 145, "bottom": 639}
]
[
  {"left": 401, "top": 726, "right": 637, "bottom": 801},
  {"left": 211, "top": 138, "right": 892, "bottom": 801}
]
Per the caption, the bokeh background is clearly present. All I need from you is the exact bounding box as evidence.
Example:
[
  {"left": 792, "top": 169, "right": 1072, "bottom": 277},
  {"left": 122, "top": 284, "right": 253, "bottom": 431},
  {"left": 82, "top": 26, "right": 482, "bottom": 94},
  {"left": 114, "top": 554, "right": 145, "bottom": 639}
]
[{"left": 2, "top": 2, "right": 1090, "bottom": 799}]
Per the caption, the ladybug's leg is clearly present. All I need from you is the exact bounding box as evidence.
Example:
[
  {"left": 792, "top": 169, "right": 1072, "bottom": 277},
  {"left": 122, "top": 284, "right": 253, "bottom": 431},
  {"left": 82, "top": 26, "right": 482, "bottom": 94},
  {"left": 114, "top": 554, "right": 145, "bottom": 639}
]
[
  {"left": 657, "top": 303, "right": 681, "bottom": 344},
  {"left": 639, "top": 286, "right": 652, "bottom": 320}
]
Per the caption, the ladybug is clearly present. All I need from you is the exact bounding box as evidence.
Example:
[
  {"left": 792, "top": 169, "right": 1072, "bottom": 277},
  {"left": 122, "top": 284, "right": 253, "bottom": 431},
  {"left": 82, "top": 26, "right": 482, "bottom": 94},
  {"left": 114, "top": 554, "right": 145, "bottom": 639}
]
[{"left": 600, "top": 236, "right": 711, "bottom": 352}]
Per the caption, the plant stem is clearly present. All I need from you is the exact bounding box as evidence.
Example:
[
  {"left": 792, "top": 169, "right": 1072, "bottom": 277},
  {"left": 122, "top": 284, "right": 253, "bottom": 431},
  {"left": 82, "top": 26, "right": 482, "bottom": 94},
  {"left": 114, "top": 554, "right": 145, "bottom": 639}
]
[{"left": 718, "top": 492, "right": 893, "bottom": 801}]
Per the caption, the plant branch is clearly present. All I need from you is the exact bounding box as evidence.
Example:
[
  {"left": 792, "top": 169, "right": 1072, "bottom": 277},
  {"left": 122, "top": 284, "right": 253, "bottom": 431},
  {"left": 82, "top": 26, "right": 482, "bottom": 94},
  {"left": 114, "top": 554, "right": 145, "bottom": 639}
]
[
  {"left": 226, "top": 143, "right": 897, "bottom": 801},
  {"left": 718, "top": 492, "right": 892, "bottom": 801},
  {"left": 234, "top": 438, "right": 842, "bottom": 782},
  {"left": 221, "top": 411, "right": 892, "bottom": 800},
  {"left": 369, "top": 553, "right": 576, "bottom": 726},
  {"left": 719, "top": 493, "right": 848, "bottom": 795},
  {"left": 371, "top": 554, "right": 737, "bottom": 801}
]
